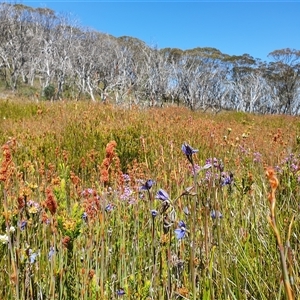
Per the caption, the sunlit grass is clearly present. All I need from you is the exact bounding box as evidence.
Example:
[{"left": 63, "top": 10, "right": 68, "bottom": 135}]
[{"left": 0, "top": 99, "right": 299, "bottom": 299}]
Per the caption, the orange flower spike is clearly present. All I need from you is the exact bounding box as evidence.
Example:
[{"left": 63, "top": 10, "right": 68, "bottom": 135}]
[
  {"left": 265, "top": 167, "right": 279, "bottom": 219},
  {"left": 266, "top": 167, "right": 279, "bottom": 190}
]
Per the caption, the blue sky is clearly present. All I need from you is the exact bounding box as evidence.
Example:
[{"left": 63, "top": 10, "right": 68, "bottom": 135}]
[{"left": 15, "top": 1, "right": 300, "bottom": 62}]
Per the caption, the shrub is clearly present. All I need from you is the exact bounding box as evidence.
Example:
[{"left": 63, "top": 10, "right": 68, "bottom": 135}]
[{"left": 43, "top": 84, "right": 55, "bottom": 100}]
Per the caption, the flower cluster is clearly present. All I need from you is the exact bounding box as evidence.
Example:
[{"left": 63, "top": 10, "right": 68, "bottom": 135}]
[
  {"left": 147, "top": 143, "right": 229, "bottom": 245},
  {"left": 253, "top": 151, "right": 262, "bottom": 163},
  {"left": 195, "top": 157, "right": 233, "bottom": 188},
  {"left": 275, "top": 153, "right": 300, "bottom": 183},
  {"left": 24, "top": 199, "right": 41, "bottom": 214},
  {"left": 119, "top": 174, "right": 136, "bottom": 204},
  {"left": 205, "top": 157, "right": 224, "bottom": 172},
  {"left": 142, "top": 142, "right": 229, "bottom": 251},
  {"left": 120, "top": 186, "right": 135, "bottom": 203}
]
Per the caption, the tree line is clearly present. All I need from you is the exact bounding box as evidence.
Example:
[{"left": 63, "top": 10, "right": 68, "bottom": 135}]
[{"left": 1, "top": 3, "right": 300, "bottom": 114}]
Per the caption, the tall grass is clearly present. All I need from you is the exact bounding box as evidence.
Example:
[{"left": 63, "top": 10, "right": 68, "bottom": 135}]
[{"left": 0, "top": 99, "right": 299, "bottom": 299}]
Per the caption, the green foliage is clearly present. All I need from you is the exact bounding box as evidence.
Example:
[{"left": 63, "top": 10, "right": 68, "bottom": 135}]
[
  {"left": 44, "top": 84, "right": 55, "bottom": 100},
  {"left": 0, "top": 99, "right": 40, "bottom": 120}
]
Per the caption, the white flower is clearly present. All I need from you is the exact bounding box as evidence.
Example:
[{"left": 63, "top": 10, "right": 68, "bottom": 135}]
[
  {"left": 0, "top": 234, "right": 9, "bottom": 244},
  {"left": 9, "top": 226, "right": 16, "bottom": 233}
]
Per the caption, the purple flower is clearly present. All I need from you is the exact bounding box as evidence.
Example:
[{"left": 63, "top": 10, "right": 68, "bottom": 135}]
[
  {"left": 155, "top": 189, "right": 169, "bottom": 201},
  {"left": 27, "top": 200, "right": 40, "bottom": 213},
  {"left": 182, "top": 143, "right": 198, "bottom": 164},
  {"left": 205, "top": 157, "right": 223, "bottom": 171},
  {"left": 29, "top": 250, "right": 38, "bottom": 264},
  {"left": 117, "top": 289, "right": 125, "bottom": 296},
  {"left": 174, "top": 220, "right": 186, "bottom": 239},
  {"left": 120, "top": 186, "right": 134, "bottom": 202},
  {"left": 291, "top": 163, "right": 298, "bottom": 172},
  {"left": 211, "top": 210, "right": 223, "bottom": 219},
  {"left": 151, "top": 209, "right": 158, "bottom": 217},
  {"left": 105, "top": 203, "right": 114, "bottom": 212},
  {"left": 204, "top": 170, "right": 218, "bottom": 182},
  {"left": 239, "top": 145, "right": 249, "bottom": 155},
  {"left": 19, "top": 220, "right": 27, "bottom": 231},
  {"left": 48, "top": 247, "right": 55, "bottom": 261},
  {"left": 182, "top": 143, "right": 198, "bottom": 156},
  {"left": 221, "top": 172, "right": 234, "bottom": 186},
  {"left": 123, "top": 174, "right": 131, "bottom": 182},
  {"left": 140, "top": 179, "right": 154, "bottom": 191},
  {"left": 253, "top": 152, "right": 262, "bottom": 163},
  {"left": 82, "top": 212, "right": 88, "bottom": 222}
]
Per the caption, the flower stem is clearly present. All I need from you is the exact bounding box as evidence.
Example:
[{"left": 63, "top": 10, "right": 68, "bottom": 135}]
[{"left": 190, "top": 162, "right": 197, "bottom": 299}]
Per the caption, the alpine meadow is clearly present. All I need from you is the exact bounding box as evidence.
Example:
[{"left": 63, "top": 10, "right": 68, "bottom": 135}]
[
  {"left": 0, "top": 101, "right": 299, "bottom": 299},
  {"left": 0, "top": 2, "right": 300, "bottom": 300}
]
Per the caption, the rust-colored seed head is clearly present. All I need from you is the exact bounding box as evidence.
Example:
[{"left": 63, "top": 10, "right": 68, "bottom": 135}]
[
  {"left": 45, "top": 187, "right": 57, "bottom": 215},
  {"left": 17, "top": 196, "right": 25, "bottom": 210},
  {"left": 99, "top": 141, "right": 119, "bottom": 185},
  {"left": 0, "top": 144, "right": 13, "bottom": 183},
  {"left": 105, "top": 140, "right": 117, "bottom": 158}
]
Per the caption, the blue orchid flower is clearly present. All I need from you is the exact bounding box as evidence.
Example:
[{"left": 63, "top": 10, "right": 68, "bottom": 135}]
[
  {"left": 155, "top": 189, "right": 170, "bottom": 201},
  {"left": 174, "top": 220, "right": 187, "bottom": 239},
  {"left": 211, "top": 210, "right": 223, "bottom": 219},
  {"left": 151, "top": 209, "right": 158, "bottom": 218},
  {"left": 182, "top": 143, "right": 198, "bottom": 164},
  {"left": 140, "top": 179, "right": 154, "bottom": 191}
]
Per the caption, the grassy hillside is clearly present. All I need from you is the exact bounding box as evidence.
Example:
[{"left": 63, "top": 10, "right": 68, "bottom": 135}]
[{"left": 0, "top": 99, "right": 299, "bottom": 299}]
